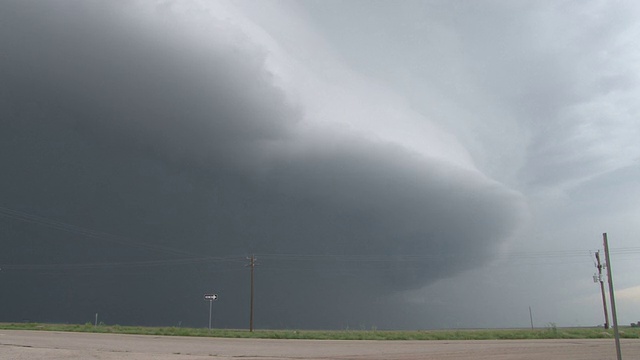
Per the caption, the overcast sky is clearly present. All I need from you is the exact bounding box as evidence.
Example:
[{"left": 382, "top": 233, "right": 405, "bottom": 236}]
[{"left": 1, "top": 0, "right": 639, "bottom": 329}]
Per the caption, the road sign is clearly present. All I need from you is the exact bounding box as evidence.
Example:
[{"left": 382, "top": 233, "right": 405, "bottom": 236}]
[{"left": 204, "top": 294, "right": 218, "bottom": 330}]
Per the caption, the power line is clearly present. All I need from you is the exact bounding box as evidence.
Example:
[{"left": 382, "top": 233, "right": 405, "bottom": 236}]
[
  {"left": 3, "top": 248, "right": 635, "bottom": 272},
  {"left": 0, "top": 205, "right": 204, "bottom": 258},
  {"left": 0, "top": 255, "right": 245, "bottom": 271},
  {"left": 1, "top": 206, "right": 637, "bottom": 271}
]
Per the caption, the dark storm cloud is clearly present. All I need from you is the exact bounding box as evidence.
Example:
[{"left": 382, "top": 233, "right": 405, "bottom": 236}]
[{"left": 0, "top": 1, "right": 524, "bottom": 329}]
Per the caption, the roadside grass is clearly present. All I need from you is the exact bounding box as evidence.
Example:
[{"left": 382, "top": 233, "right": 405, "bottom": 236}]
[{"left": 1, "top": 322, "right": 639, "bottom": 340}]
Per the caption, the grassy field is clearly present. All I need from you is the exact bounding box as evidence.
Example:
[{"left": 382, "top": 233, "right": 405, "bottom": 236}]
[{"left": 1, "top": 322, "right": 640, "bottom": 340}]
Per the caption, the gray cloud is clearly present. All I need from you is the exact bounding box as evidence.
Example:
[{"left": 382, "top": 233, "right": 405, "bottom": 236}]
[
  {"left": 0, "top": 1, "right": 526, "bottom": 329},
  {"left": 299, "top": 1, "right": 640, "bottom": 191}
]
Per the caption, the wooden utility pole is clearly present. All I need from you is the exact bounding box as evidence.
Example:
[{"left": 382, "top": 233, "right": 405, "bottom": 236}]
[
  {"left": 594, "top": 251, "right": 609, "bottom": 329},
  {"left": 603, "top": 233, "right": 622, "bottom": 360},
  {"left": 248, "top": 254, "right": 256, "bottom": 332}
]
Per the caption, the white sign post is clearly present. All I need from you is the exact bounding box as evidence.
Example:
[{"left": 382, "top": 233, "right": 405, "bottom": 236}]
[{"left": 204, "top": 294, "right": 218, "bottom": 329}]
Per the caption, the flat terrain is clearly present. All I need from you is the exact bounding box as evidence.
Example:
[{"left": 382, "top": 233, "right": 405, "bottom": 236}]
[{"left": 1, "top": 329, "right": 639, "bottom": 359}]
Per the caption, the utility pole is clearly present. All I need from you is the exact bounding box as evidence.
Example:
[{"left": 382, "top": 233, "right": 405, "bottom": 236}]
[
  {"left": 603, "top": 233, "right": 622, "bottom": 360},
  {"left": 247, "top": 254, "right": 256, "bottom": 332},
  {"left": 594, "top": 251, "right": 609, "bottom": 329}
]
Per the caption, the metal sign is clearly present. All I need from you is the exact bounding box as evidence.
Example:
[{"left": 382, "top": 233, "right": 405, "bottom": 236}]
[{"left": 204, "top": 293, "right": 218, "bottom": 330}]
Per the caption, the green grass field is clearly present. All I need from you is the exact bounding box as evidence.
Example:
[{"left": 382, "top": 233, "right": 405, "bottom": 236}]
[{"left": 1, "top": 322, "right": 639, "bottom": 340}]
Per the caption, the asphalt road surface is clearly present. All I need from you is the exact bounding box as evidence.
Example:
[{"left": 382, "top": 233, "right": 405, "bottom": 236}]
[{"left": 1, "top": 329, "right": 639, "bottom": 359}]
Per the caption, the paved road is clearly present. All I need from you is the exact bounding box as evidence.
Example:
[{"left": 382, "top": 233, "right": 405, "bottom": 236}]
[{"left": 1, "top": 329, "right": 638, "bottom": 359}]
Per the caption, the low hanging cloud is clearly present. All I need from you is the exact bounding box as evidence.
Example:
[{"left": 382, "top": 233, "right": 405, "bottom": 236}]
[{"left": 0, "top": 1, "right": 526, "bottom": 328}]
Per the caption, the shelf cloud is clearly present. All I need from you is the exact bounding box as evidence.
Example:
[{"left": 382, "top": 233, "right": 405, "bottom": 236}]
[{"left": 0, "top": 1, "right": 527, "bottom": 328}]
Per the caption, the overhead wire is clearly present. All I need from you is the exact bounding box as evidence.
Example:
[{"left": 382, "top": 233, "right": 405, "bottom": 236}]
[
  {"left": 1, "top": 206, "right": 637, "bottom": 272},
  {"left": 0, "top": 205, "right": 205, "bottom": 258},
  {"left": 0, "top": 205, "right": 247, "bottom": 271}
]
